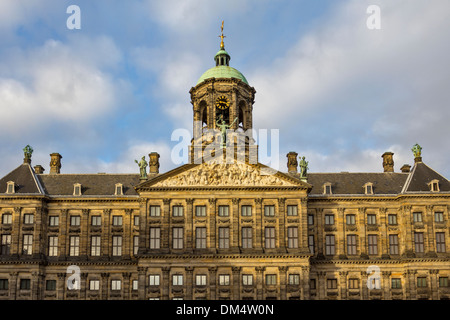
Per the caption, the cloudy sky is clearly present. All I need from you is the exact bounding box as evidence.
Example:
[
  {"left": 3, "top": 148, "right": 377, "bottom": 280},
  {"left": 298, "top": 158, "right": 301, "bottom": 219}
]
[{"left": 0, "top": 0, "right": 449, "bottom": 179}]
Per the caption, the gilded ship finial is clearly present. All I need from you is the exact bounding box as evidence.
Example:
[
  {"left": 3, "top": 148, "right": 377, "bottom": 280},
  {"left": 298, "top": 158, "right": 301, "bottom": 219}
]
[{"left": 219, "top": 20, "right": 226, "bottom": 49}]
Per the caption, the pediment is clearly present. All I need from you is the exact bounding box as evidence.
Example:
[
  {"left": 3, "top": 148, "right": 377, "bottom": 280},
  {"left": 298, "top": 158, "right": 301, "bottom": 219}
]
[{"left": 138, "top": 161, "right": 310, "bottom": 189}]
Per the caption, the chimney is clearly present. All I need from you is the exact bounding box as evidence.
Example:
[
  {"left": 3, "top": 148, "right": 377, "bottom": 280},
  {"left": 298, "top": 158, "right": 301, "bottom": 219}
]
[
  {"left": 34, "top": 165, "right": 45, "bottom": 174},
  {"left": 400, "top": 164, "right": 411, "bottom": 173},
  {"left": 382, "top": 152, "right": 394, "bottom": 173},
  {"left": 49, "top": 153, "right": 62, "bottom": 174},
  {"left": 286, "top": 152, "right": 298, "bottom": 173},
  {"left": 149, "top": 152, "right": 160, "bottom": 174}
]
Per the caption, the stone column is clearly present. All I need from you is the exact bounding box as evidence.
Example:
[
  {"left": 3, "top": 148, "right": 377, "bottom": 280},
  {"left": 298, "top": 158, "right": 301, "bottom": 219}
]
[
  {"left": 232, "top": 267, "right": 241, "bottom": 299},
  {"left": 360, "top": 271, "right": 369, "bottom": 300},
  {"left": 123, "top": 272, "right": 131, "bottom": 300},
  {"left": 102, "top": 209, "right": 111, "bottom": 258},
  {"left": 339, "top": 271, "right": 348, "bottom": 300},
  {"left": 337, "top": 208, "right": 345, "bottom": 257},
  {"left": 380, "top": 208, "right": 389, "bottom": 258},
  {"left": 124, "top": 209, "right": 133, "bottom": 257},
  {"left": 426, "top": 205, "right": 436, "bottom": 256},
  {"left": 255, "top": 198, "right": 263, "bottom": 251},
  {"left": 59, "top": 209, "right": 68, "bottom": 259},
  {"left": 81, "top": 272, "right": 88, "bottom": 300},
  {"left": 316, "top": 209, "right": 324, "bottom": 257},
  {"left": 300, "top": 199, "right": 308, "bottom": 252},
  {"left": 9, "top": 272, "right": 18, "bottom": 300},
  {"left": 208, "top": 198, "right": 216, "bottom": 252},
  {"left": 278, "top": 198, "right": 286, "bottom": 251},
  {"left": 301, "top": 266, "right": 310, "bottom": 300},
  {"left": 359, "top": 208, "right": 367, "bottom": 258},
  {"left": 137, "top": 266, "right": 147, "bottom": 300},
  {"left": 33, "top": 207, "right": 44, "bottom": 259},
  {"left": 186, "top": 199, "right": 194, "bottom": 252},
  {"left": 279, "top": 266, "right": 288, "bottom": 300},
  {"left": 208, "top": 267, "right": 217, "bottom": 300},
  {"left": 255, "top": 267, "right": 265, "bottom": 300},
  {"left": 382, "top": 271, "right": 391, "bottom": 300},
  {"left": 162, "top": 267, "right": 170, "bottom": 300},
  {"left": 430, "top": 269, "right": 439, "bottom": 300},
  {"left": 12, "top": 207, "right": 21, "bottom": 257},
  {"left": 81, "top": 209, "right": 89, "bottom": 258},
  {"left": 57, "top": 272, "right": 66, "bottom": 300},
  {"left": 138, "top": 198, "right": 148, "bottom": 254},
  {"left": 185, "top": 267, "right": 194, "bottom": 300},
  {"left": 232, "top": 198, "right": 240, "bottom": 252},
  {"left": 318, "top": 271, "right": 326, "bottom": 299},
  {"left": 402, "top": 205, "right": 414, "bottom": 256},
  {"left": 101, "top": 273, "right": 110, "bottom": 300},
  {"left": 163, "top": 199, "right": 171, "bottom": 252}
]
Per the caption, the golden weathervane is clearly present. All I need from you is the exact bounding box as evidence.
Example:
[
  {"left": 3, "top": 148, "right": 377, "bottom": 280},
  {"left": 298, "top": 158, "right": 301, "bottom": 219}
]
[{"left": 219, "top": 20, "right": 226, "bottom": 49}]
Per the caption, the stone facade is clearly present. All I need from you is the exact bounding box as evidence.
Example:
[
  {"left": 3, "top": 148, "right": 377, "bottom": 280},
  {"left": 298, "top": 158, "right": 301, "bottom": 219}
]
[{"left": 0, "top": 41, "right": 449, "bottom": 301}]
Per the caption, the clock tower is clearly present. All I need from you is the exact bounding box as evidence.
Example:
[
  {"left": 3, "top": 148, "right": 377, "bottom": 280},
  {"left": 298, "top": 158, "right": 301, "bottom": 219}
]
[{"left": 189, "top": 22, "right": 257, "bottom": 163}]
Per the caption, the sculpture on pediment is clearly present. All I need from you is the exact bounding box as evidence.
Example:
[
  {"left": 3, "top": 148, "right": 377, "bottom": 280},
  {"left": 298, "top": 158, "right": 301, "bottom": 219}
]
[
  {"left": 135, "top": 156, "right": 148, "bottom": 180},
  {"left": 299, "top": 156, "right": 308, "bottom": 178}
]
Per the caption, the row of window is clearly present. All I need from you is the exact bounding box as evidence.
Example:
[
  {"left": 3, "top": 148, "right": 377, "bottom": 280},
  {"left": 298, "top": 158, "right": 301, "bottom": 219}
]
[
  {"left": 308, "top": 232, "right": 447, "bottom": 255},
  {"left": 150, "top": 204, "right": 299, "bottom": 217},
  {"left": 308, "top": 212, "right": 446, "bottom": 226},
  {"left": 317, "top": 276, "right": 449, "bottom": 290}
]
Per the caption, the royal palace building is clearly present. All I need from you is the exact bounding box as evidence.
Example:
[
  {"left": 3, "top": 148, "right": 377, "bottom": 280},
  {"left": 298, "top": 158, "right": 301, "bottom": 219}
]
[{"left": 0, "top": 33, "right": 449, "bottom": 301}]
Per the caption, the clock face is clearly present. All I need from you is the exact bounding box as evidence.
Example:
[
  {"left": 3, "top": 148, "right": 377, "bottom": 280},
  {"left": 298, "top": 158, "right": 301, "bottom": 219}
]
[{"left": 216, "top": 95, "right": 230, "bottom": 110}]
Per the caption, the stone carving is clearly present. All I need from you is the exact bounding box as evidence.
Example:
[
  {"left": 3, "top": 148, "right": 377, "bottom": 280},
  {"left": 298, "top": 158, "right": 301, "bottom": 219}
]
[
  {"left": 153, "top": 162, "right": 292, "bottom": 187},
  {"left": 135, "top": 156, "right": 148, "bottom": 180},
  {"left": 299, "top": 156, "right": 308, "bottom": 178},
  {"left": 412, "top": 143, "right": 422, "bottom": 158}
]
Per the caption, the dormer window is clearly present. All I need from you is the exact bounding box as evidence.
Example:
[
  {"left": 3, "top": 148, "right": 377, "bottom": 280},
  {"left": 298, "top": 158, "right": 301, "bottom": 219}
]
[
  {"left": 73, "top": 183, "right": 82, "bottom": 196},
  {"left": 323, "top": 183, "right": 332, "bottom": 195},
  {"left": 429, "top": 180, "right": 440, "bottom": 192},
  {"left": 6, "top": 181, "right": 15, "bottom": 194},
  {"left": 115, "top": 183, "right": 123, "bottom": 196},
  {"left": 364, "top": 183, "right": 374, "bottom": 195}
]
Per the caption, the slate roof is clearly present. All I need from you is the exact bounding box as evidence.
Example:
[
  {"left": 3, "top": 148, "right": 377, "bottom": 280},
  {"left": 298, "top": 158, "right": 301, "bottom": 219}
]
[
  {"left": 403, "top": 162, "right": 450, "bottom": 193},
  {"left": 37, "top": 174, "right": 141, "bottom": 196},
  {"left": 0, "top": 163, "right": 44, "bottom": 195}
]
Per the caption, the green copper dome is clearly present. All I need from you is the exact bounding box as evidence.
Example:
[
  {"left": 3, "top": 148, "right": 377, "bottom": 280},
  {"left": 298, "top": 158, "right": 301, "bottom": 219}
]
[
  {"left": 196, "top": 65, "right": 248, "bottom": 85},
  {"left": 196, "top": 47, "right": 248, "bottom": 85}
]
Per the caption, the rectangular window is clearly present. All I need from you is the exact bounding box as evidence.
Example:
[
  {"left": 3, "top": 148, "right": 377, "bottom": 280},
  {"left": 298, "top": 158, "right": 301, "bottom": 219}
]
[
  {"left": 287, "top": 205, "right": 298, "bottom": 216},
  {"left": 0, "top": 279, "right": 8, "bottom": 290},
  {"left": 265, "top": 274, "right": 277, "bottom": 285},
  {"left": 132, "top": 280, "right": 138, "bottom": 291},
  {"left": 347, "top": 235, "right": 357, "bottom": 255},
  {"left": 414, "top": 232, "right": 424, "bottom": 253},
  {"left": 219, "top": 274, "right": 230, "bottom": 286},
  {"left": 413, "top": 212, "right": 422, "bottom": 223},
  {"left": 287, "top": 227, "right": 298, "bottom": 249},
  {"left": 134, "top": 215, "right": 140, "bottom": 226},
  {"left": 325, "top": 235, "right": 335, "bottom": 255},
  {"left": 2, "top": 213, "right": 12, "bottom": 224},
  {"left": 368, "top": 235, "right": 378, "bottom": 255},
  {"left": 195, "top": 227, "right": 206, "bottom": 249},
  {"left": 324, "top": 185, "right": 332, "bottom": 195},
  {"left": 111, "top": 280, "right": 121, "bottom": 291},
  {"left": 288, "top": 274, "right": 300, "bottom": 285},
  {"left": 172, "top": 275, "right": 183, "bottom": 286},
  {"left": 391, "top": 278, "right": 401, "bottom": 289},
  {"left": 195, "top": 206, "right": 206, "bottom": 217},
  {"left": 149, "top": 227, "right": 160, "bottom": 249},
  {"left": 310, "top": 279, "right": 316, "bottom": 290},
  {"left": 149, "top": 275, "right": 160, "bottom": 286},
  {"left": 308, "top": 235, "right": 315, "bottom": 254},
  {"left": 388, "top": 214, "right": 397, "bottom": 225},
  {"left": 307, "top": 214, "right": 314, "bottom": 225},
  {"left": 150, "top": 206, "right": 161, "bottom": 217},
  {"left": 69, "top": 236, "right": 79, "bottom": 256},
  {"left": 23, "top": 214, "right": 34, "bottom": 225},
  {"left": 91, "top": 215, "right": 101, "bottom": 226},
  {"left": 23, "top": 234, "right": 33, "bottom": 255},
  {"left": 46, "top": 280, "right": 56, "bottom": 291},
  {"left": 89, "top": 280, "right": 100, "bottom": 291},
  {"left": 173, "top": 227, "right": 184, "bottom": 249},
  {"left": 325, "top": 214, "right": 334, "bottom": 225},
  {"left": 327, "top": 279, "right": 337, "bottom": 289},
  {"left": 346, "top": 214, "right": 356, "bottom": 225},
  {"left": 439, "top": 277, "right": 448, "bottom": 288},
  {"left": 435, "top": 212, "right": 444, "bottom": 223},
  {"left": 70, "top": 216, "right": 80, "bottom": 226},
  {"left": 48, "top": 236, "right": 58, "bottom": 256},
  {"left": 265, "top": 227, "right": 276, "bottom": 249},
  {"left": 436, "top": 232, "right": 446, "bottom": 253},
  {"left": 112, "top": 216, "right": 122, "bottom": 226},
  {"left": 348, "top": 279, "right": 359, "bottom": 289},
  {"left": 264, "top": 205, "right": 275, "bottom": 217},
  {"left": 1, "top": 234, "right": 11, "bottom": 255},
  {"left": 91, "top": 236, "right": 101, "bottom": 256},
  {"left": 242, "top": 274, "right": 253, "bottom": 286},
  {"left": 389, "top": 234, "right": 399, "bottom": 255},
  {"left": 367, "top": 214, "right": 376, "bottom": 225},
  {"left": 218, "top": 205, "right": 229, "bottom": 217},
  {"left": 133, "top": 236, "right": 139, "bottom": 255},
  {"left": 219, "top": 227, "right": 230, "bottom": 249},
  {"left": 112, "top": 236, "right": 122, "bottom": 256},
  {"left": 241, "top": 227, "right": 253, "bottom": 249},
  {"left": 49, "top": 216, "right": 59, "bottom": 226},
  {"left": 195, "top": 275, "right": 207, "bottom": 286},
  {"left": 173, "top": 206, "right": 184, "bottom": 217},
  {"left": 20, "top": 279, "right": 30, "bottom": 290},
  {"left": 241, "top": 205, "right": 252, "bottom": 217},
  {"left": 417, "top": 277, "right": 427, "bottom": 288}
]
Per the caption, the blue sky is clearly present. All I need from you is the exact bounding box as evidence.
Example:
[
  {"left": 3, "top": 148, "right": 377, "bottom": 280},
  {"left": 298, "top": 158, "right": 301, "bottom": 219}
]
[{"left": 0, "top": 0, "right": 449, "bottom": 179}]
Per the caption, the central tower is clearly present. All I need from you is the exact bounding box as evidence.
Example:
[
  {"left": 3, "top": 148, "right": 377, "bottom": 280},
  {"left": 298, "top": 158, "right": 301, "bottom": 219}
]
[{"left": 189, "top": 22, "right": 257, "bottom": 163}]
